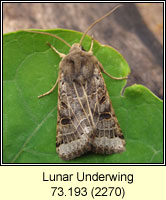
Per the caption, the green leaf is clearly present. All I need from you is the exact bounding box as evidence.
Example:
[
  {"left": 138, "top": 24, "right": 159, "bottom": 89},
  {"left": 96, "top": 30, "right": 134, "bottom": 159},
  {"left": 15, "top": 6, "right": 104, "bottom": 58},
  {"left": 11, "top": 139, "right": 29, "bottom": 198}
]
[{"left": 3, "top": 29, "right": 163, "bottom": 163}]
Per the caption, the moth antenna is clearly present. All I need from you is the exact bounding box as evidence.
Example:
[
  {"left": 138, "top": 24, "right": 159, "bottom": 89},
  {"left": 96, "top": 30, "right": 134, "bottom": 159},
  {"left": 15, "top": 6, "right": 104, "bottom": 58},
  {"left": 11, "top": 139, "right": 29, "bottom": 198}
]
[
  {"left": 79, "top": 4, "right": 123, "bottom": 46},
  {"left": 23, "top": 30, "right": 72, "bottom": 48}
]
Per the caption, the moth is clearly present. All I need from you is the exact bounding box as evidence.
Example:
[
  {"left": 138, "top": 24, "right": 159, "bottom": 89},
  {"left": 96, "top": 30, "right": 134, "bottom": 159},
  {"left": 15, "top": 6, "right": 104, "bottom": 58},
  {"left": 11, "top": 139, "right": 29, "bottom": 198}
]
[{"left": 26, "top": 5, "right": 127, "bottom": 160}]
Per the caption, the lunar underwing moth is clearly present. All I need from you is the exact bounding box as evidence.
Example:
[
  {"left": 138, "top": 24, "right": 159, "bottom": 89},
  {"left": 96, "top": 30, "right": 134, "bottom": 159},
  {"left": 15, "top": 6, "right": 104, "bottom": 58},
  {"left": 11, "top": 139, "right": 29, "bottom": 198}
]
[{"left": 25, "top": 4, "right": 127, "bottom": 160}]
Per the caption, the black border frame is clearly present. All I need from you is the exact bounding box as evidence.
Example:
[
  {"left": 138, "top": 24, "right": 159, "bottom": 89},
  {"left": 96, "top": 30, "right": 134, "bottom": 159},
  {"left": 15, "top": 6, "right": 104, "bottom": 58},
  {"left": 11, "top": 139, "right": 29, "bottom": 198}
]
[{"left": 1, "top": 1, "right": 165, "bottom": 166}]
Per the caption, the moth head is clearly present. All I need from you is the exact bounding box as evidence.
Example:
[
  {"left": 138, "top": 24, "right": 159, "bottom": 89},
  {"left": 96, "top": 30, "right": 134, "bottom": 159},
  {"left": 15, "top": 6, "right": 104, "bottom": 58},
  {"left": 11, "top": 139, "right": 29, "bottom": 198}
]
[{"left": 70, "top": 43, "right": 82, "bottom": 53}]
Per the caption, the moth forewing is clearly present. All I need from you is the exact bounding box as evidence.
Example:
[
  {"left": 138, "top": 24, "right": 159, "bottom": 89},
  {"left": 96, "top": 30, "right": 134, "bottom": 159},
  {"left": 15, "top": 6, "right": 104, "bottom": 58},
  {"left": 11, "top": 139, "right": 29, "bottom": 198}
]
[
  {"left": 91, "top": 62, "right": 126, "bottom": 155},
  {"left": 27, "top": 5, "right": 127, "bottom": 160}
]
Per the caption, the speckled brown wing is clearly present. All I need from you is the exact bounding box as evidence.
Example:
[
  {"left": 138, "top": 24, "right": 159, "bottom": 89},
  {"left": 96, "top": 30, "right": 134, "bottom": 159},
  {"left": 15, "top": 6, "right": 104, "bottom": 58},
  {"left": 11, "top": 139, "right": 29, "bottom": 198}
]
[
  {"left": 91, "top": 64, "right": 125, "bottom": 154},
  {"left": 56, "top": 72, "right": 94, "bottom": 160}
]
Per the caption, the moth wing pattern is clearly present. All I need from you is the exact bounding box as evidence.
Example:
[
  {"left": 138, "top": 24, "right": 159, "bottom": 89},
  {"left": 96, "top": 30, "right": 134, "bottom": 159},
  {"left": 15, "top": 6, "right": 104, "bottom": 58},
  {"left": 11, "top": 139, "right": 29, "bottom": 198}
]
[
  {"left": 56, "top": 67, "right": 93, "bottom": 160},
  {"left": 91, "top": 63, "right": 125, "bottom": 154}
]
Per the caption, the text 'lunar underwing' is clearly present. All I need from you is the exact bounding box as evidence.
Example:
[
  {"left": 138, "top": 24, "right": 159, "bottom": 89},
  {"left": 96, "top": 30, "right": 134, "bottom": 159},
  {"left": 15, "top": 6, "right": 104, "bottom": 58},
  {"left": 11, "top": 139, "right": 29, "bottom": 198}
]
[{"left": 25, "top": 4, "right": 128, "bottom": 160}]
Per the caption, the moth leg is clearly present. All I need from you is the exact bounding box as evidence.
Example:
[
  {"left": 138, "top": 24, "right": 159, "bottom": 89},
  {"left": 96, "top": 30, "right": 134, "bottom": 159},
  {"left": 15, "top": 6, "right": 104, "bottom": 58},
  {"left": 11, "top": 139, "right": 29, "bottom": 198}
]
[
  {"left": 88, "top": 36, "right": 94, "bottom": 53},
  {"left": 47, "top": 42, "right": 66, "bottom": 58},
  {"left": 38, "top": 78, "right": 58, "bottom": 98},
  {"left": 98, "top": 62, "right": 128, "bottom": 80}
]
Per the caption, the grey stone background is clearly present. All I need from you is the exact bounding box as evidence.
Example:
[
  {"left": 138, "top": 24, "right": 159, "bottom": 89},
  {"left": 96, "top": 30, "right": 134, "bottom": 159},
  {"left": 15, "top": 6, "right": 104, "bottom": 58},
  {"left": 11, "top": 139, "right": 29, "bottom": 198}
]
[{"left": 3, "top": 2, "right": 163, "bottom": 99}]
